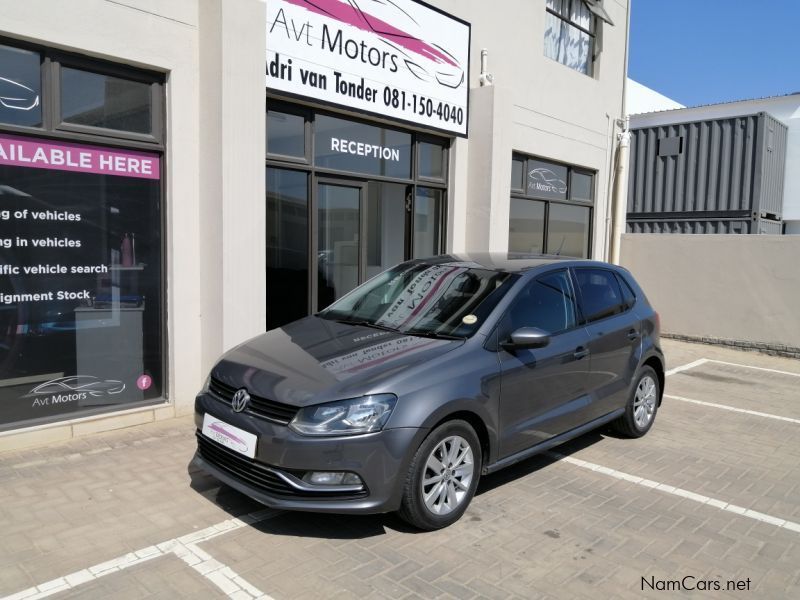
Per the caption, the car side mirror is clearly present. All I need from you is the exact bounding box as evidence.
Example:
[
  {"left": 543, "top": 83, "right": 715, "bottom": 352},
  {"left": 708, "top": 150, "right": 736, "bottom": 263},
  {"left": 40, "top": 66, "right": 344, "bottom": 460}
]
[{"left": 502, "top": 327, "right": 551, "bottom": 350}]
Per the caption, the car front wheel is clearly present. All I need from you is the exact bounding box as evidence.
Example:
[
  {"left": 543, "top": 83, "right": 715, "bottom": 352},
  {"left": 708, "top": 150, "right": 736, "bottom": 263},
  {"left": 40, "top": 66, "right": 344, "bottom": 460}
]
[{"left": 397, "top": 419, "right": 481, "bottom": 530}]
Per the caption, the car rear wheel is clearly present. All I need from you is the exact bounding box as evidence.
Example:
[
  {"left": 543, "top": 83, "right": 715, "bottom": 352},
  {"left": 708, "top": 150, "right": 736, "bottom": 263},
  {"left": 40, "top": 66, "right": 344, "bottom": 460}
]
[
  {"left": 613, "top": 366, "right": 660, "bottom": 438},
  {"left": 397, "top": 420, "right": 481, "bottom": 530}
]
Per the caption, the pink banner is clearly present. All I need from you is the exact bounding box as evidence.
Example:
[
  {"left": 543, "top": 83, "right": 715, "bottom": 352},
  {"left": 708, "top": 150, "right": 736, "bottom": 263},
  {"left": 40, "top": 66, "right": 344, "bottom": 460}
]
[{"left": 0, "top": 133, "right": 160, "bottom": 180}]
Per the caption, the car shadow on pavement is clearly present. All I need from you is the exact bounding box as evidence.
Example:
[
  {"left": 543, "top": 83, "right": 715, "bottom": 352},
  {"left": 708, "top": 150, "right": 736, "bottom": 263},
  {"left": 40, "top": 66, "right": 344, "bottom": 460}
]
[
  {"left": 187, "top": 429, "right": 609, "bottom": 539},
  {"left": 476, "top": 430, "right": 606, "bottom": 496}
]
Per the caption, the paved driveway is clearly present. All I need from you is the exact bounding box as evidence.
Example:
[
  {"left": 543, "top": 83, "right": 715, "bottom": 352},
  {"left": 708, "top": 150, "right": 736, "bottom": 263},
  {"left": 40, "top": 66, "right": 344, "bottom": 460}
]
[{"left": 1, "top": 339, "right": 798, "bottom": 599}]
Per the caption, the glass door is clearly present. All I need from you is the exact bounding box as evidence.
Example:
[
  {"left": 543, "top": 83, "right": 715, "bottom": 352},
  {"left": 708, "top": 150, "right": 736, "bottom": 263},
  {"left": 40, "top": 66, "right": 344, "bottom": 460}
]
[
  {"left": 316, "top": 180, "right": 364, "bottom": 310},
  {"left": 311, "top": 179, "right": 446, "bottom": 314},
  {"left": 365, "top": 182, "right": 409, "bottom": 279}
]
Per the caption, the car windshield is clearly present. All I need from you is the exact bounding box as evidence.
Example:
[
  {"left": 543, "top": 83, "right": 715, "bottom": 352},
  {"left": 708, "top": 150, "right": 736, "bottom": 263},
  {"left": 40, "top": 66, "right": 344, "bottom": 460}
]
[{"left": 318, "top": 262, "right": 518, "bottom": 338}]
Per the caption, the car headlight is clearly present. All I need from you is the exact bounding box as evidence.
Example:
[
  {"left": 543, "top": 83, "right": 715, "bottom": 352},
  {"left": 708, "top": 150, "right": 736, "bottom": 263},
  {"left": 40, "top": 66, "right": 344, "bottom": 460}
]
[{"left": 289, "top": 394, "right": 397, "bottom": 436}]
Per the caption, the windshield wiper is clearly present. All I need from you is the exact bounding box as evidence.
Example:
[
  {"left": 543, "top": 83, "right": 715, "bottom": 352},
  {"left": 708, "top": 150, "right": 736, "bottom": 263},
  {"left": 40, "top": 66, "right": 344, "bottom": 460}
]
[
  {"left": 405, "top": 330, "right": 465, "bottom": 341},
  {"left": 331, "top": 318, "right": 401, "bottom": 333}
]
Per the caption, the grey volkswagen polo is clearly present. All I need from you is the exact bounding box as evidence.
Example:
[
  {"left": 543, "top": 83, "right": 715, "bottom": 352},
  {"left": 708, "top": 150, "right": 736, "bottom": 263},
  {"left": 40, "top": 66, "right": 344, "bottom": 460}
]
[{"left": 192, "top": 254, "right": 664, "bottom": 530}]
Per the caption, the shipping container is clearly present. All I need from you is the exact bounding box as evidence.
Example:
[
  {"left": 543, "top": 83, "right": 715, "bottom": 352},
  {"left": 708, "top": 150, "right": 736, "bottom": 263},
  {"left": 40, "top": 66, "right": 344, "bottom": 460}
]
[{"left": 627, "top": 112, "right": 788, "bottom": 233}]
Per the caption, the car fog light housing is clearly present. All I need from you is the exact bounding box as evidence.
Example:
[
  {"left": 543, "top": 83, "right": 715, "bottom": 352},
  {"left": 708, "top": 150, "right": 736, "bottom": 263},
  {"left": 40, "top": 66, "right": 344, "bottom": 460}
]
[{"left": 302, "top": 471, "right": 363, "bottom": 487}]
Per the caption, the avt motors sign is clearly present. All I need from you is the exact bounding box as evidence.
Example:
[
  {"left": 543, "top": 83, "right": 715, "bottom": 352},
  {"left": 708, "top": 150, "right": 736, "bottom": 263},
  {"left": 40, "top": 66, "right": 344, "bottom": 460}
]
[{"left": 267, "top": 0, "right": 470, "bottom": 136}]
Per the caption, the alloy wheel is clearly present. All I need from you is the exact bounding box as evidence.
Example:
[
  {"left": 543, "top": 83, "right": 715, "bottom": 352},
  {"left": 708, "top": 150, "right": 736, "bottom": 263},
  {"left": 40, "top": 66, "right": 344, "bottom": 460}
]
[
  {"left": 633, "top": 375, "right": 657, "bottom": 429},
  {"left": 421, "top": 435, "right": 475, "bottom": 515}
]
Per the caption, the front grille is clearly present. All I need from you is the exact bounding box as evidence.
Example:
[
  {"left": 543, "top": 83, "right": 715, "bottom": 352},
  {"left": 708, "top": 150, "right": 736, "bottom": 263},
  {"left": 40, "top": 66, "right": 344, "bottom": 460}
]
[
  {"left": 209, "top": 377, "right": 299, "bottom": 425},
  {"left": 196, "top": 434, "right": 367, "bottom": 499}
]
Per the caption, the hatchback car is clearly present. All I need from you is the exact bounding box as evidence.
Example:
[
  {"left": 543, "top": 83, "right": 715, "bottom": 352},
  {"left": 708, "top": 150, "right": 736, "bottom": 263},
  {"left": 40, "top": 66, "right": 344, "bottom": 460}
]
[{"left": 192, "top": 254, "right": 664, "bottom": 530}]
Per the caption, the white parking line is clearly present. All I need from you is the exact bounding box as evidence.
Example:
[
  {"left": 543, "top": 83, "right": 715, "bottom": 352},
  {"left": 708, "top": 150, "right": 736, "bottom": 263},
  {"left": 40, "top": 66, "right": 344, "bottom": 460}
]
[
  {"left": 1, "top": 509, "right": 278, "bottom": 600},
  {"left": 173, "top": 540, "right": 273, "bottom": 599},
  {"left": 665, "top": 393, "right": 800, "bottom": 425},
  {"left": 705, "top": 359, "right": 800, "bottom": 378},
  {"left": 665, "top": 358, "right": 709, "bottom": 377},
  {"left": 665, "top": 357, "right": 800, "bottom": 380},
  {"left": 663, "top": 357, "right": 800, "bottom": 422},
  {"left": 547, "top": 451, "right": 800, "bottom": 535}
]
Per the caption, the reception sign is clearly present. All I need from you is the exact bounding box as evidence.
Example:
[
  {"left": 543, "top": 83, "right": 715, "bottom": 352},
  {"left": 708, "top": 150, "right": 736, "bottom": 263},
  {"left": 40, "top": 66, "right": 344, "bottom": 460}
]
[{"left": 267, "top": 0, "right": 470, "bottom": 136}]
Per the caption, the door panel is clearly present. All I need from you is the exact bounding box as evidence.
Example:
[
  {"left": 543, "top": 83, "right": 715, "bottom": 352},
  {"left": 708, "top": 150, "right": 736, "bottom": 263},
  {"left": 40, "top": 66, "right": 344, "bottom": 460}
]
[
  {"left": 498, "top": 271, "right": 591, "bottom": 458},
  {"left": 573, "top": 268, "right": 641, "bottom": 419},
  {"left": 413, "top": 187, "right": 443, "bottom": 259},
  {"left": 266, "top": 168, "right": 309, "bottom": 330},
  {"left": 317, "top": 182, "right": 362, "bottom": 309},
  {"left": 364, "top": 182, "right": 407, "bottom": 279},
  {"left": 498, "top": 329, "right": 592, "bottom": 457},
  {"left": 583, "top": 313, "right": 640, "bottom": 418}
]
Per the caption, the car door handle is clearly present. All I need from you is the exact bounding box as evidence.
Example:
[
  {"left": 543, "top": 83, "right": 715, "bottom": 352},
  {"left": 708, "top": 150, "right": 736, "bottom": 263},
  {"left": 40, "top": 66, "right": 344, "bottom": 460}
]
[
  {"left": 627, "top": 329, "right": 639, "bottom": 340},
  {"left": 573, "top": 347, "right": 590, "bottom": 360}
]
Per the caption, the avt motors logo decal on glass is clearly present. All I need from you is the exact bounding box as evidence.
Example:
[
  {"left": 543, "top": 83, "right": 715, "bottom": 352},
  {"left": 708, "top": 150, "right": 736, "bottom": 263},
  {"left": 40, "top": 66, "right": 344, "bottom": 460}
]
[
  {"left": 25, "top": 375, "right": 125, "bottom": 407},
  {"left": 528, "top": 168, "right": 568, "bottom": 195},
  {"left": 267, "top": 0, "right": 470, "bottom": 136},
  {"left": 0, "top": 77, "right": 40, "bottom": 111}
]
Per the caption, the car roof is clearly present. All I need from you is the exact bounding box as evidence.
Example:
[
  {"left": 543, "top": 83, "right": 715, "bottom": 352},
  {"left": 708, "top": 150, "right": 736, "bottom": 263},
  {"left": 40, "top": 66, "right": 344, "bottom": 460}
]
[{"left": 412, "top": 253, "right": 615, "bottom": 274}]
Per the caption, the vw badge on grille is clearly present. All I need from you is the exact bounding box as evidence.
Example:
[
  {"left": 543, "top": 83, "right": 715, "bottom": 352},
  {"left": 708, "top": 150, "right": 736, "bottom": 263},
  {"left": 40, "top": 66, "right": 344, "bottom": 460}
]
[{"left": 231, "top": 388, "right": 250, "bottom": 413}]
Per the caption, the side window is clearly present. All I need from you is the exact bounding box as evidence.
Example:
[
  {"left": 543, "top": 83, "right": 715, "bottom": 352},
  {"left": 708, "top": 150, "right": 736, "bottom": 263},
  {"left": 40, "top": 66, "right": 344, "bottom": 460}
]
[
  {"left": 615, "top": 272, "right": 636, "bottom": 309},
  {"left": 574, "top": 268, "right": 624, "bottom": 322},
  {"left": 506, "top": 271, "right": 577, "bottom": 335}
]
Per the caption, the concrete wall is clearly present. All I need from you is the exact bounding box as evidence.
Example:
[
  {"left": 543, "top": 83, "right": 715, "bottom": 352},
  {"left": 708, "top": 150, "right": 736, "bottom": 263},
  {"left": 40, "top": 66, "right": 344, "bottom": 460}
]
[{"left": 621, "top": 234, "right": 800, "bottom": 349}]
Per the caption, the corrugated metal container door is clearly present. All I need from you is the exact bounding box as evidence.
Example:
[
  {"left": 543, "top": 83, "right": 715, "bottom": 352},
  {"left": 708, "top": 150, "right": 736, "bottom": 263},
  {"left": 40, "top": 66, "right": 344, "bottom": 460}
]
[{"left": 754, "top": 113, "right": 788, "bottom": 219}]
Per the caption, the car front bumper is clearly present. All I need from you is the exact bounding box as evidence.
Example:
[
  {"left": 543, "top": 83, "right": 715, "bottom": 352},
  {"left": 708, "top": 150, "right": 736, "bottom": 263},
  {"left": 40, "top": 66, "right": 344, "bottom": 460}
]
[{"left": 192, "top": 394, "right": 425, "bottom": 514}]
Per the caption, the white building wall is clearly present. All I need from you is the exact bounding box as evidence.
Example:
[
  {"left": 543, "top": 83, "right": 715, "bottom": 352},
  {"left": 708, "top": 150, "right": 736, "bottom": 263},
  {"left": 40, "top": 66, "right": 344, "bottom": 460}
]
[
  {"left": 429, "top": 0, "right": 630, "bottom": 259},
  {"left": 626, "top": 79, "right": 685, "bottom": 114}
]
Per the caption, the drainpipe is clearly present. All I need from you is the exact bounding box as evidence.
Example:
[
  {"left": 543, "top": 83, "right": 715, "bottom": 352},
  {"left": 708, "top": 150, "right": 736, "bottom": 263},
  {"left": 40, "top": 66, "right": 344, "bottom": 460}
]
[
  {"left": 479, "top": 49, "right": 493, "bottom": 86},
  {"left": 610, "top": 0, "right": 632, "bottom": 264},
  {"left": 610, "top": 121, "right": 630, "bottom": 264}
]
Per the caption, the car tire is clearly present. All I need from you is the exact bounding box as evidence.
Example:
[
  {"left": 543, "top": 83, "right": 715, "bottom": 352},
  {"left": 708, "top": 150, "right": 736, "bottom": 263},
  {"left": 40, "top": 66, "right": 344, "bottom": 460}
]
[
  {"left": 612, "top": 365, "right": 660, "bottom": 438},
  {"left": 397, "top": 419, "right": 482, "bottom": 531}
]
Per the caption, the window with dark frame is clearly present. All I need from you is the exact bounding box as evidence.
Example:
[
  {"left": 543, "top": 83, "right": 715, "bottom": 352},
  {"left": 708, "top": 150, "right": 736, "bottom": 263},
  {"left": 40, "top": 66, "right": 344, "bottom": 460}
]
[
  {"left": 544, "top": 0, "right": 613, "bottom": 76},
  {"left": 0, "top": 38, "right": 166, "bottom": 432},
  {"left": 265, "top": 103, "right": 449, "bottom": 328},
  {"left": 509, "top": 154, "right": 594, "bottom": 258}
]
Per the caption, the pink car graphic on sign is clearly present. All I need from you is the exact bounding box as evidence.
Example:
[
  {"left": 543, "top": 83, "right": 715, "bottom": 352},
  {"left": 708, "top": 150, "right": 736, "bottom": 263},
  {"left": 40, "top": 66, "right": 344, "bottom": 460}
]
[
  {"left": 208, "top": 421, "right": 250, "bottom": 453},
  {"left": 283, "top": 0, "right": 465, "bottom": 89}
]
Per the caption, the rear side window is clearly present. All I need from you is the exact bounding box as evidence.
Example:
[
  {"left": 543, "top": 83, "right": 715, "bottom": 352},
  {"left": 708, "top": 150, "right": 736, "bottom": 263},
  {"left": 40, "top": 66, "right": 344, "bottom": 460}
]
[
  {"left": 615, "top": 273, "right": 637, "bottom": 309},
  {"left": 506, "top": 270, "right": 577, "bottom": 334},
  {"left": 574, "top": 268, "right": 624, "bottom": 323}
]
